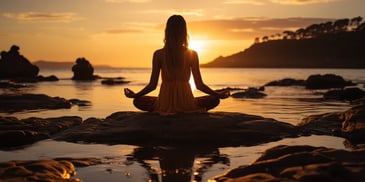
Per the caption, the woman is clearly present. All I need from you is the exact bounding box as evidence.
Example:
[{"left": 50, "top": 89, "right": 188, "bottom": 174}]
[{"left": 125, "top": 15, "right": 229, "bottom": 115}]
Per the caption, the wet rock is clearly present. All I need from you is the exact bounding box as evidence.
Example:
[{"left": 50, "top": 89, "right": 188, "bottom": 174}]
[
  {"left": 0, "top": 81, "right": 28, "bottom": 89},
  {"left": 101, "top": 78, "right": 130, "bottom": 85},
  {"left": 54, "top": 112, "right": 298, "bottom": 147},
  {"left": 231, "top": 87, "right": 267, "bottom": 98},
  {"left": 0, "top": 158, "right": 100, "bottom": 181},
  {"left": 323, "top": 87, "right": 365, "bottom": 101},
  {"left": 0, "top": 45, "right": 39, "bottom": 79},
  {"left": 305, "top": 74, "right": 355, "bottom": 89},
  {"left": 37, "top": 75, "right": 59, "bottom": 82},
  {"left": 213, "top": 145, "right": 365, "bottom": 182},
  {"left": 68, "top": 98, "right": 92, "bottom": 107},
  {"left": 0, "top": 116, "right": 82, "bottom": 149},
  {"left": 299, "top": 104, "right": 365, "bottom": 144},
  {"left": 265, "top": 78, "right": 306, "bottom": 86},
  {"left": 71, "top": 57, "right": 97, "bottom": 81},
  {"left": 0, "top": 93, "right": 72, "bottom": 112}
]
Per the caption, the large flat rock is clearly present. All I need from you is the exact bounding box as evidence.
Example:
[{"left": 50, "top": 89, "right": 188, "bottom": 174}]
[{"left": 54, "top": 112, "right": 298, "bottom": 147}]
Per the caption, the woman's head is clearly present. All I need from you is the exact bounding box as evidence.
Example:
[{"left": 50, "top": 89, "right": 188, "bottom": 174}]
[{"left": 164, "top": 15, "right": 188, "bottom": 48}]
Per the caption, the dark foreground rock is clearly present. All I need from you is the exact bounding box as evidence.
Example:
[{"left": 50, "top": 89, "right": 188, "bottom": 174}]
[
  {"left": 0, "top": 116, "right": 82, "bottom": 149},
  {"left": 0, "top": 93, "right": 72, "bottom": 112},
  {"left": 54, "top": 112, "right": 298, "bottom": 147},
  {"left": 299, "top": 104, "right": 365, "bottom": 145},
  {"left": 214, "top": 145, "right": 365, "bottom": 182},
  {"left": 0, "top": 157, "right": 100, "bottom": 182}
]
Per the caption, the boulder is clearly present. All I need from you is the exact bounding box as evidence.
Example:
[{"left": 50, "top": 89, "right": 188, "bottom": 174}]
[
  {"left": 298, "top": 104, "right": 365, "bottom": 145},
  {"left": 0, "top": 93, "right": 72, "bottom": 112},
  {"left": 265, "top": 78, "right": 306, "bottom": 86},
  {"left": 71, "top": 57, "right": 96, "bottom": 81},
  {"left": 323, "top": 87, "right": 365, "bottom": 101},
  {"left": 0, "top": 116, "right": 82, "bottom": 149},
  {"left": 0, "top": 45, "right": 39, "bottom": 79},
  {"left": 231, "top": 87, "right": 267, "bottom": 98},
  {"left": 213, "top": 145, "right": 365, "bottom": 182},
  {"left": 305, "top": 74, "right": 355, "bottom": 89},
  {"left": 54, "top": 112, "right": 298, "bottom": 147},
  {"left": 37, "top": 75, "right": 59, "bottom": 82}
]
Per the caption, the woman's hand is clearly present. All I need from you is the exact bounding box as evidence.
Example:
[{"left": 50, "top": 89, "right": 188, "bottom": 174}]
[{"left": 124, "top": 88, "right": 136, "bottom": 98}]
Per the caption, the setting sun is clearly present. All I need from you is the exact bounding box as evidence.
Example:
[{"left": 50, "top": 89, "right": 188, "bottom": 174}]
[{"left": 189, "top": 39, "right": 206, "bottom": 54}]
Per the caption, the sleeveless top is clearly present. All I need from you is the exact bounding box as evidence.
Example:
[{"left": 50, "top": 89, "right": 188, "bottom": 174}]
[{"left": 154, "top": 49, "right": 205, "bottom": 115}]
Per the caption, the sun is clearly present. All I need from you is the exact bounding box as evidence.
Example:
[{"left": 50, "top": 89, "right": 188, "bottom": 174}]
[{"left": 188, "top": 39, "right": 206, "bottom": 54}]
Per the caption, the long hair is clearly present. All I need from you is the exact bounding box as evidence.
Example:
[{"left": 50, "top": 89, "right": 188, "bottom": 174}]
[{"left": 164, "top": 15, "right": 189, "bottom": 70}]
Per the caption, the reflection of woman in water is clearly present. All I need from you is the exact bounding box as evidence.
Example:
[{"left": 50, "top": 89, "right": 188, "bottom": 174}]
[{"left": 125, "top": 15, "right": 229, "bottom": 115}]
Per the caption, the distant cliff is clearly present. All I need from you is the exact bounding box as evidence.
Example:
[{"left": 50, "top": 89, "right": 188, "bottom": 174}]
[{"left": 203, "top": 17, "right": 365, "bottom": 68}]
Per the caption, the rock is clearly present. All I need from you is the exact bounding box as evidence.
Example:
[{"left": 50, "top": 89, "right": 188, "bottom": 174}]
[
  {"left": 0, "top": 81, "right": 28, "bottom": 89},
  {"left": 37, "top": 75, "right": 59, "bottom": 82},
  {"left": 101, "top": 78, "right": 130, "bottom": 85},
  {"left": 305, "top": 74, "right": 355, "bottom": 89},
  {"left": 68, "top": 98, "right": 92, "bottom": 107},
  {"left": 0, "top": 158, "right": 100, "bottom": 181},
  {"left": 71, "top": 57, "right": 97, "bottom": 81},
  {"left": 298, "top": 104, "right": 365, "bottom": 145},
  {"left": 323, "top": 87, "right": 365, "bottom": 101},
  {"left": 231, "top": 87, "right": 267, "bottom": 98},
  {"left": 0, "top": 45, "right": 39, "bottom": 79},
  {"left": 54, "top": 112, "right": 298, "bottom": 147},
  {"left": 265, "top": 78, "right": 306, "bottom": 86},
  {"left": 0, "top": 93, "right": 72, "bottom": 112},
  {"left": 213, "top": 145, "right": 365, "bottom": 182},
  {"left": 0, "top": 116, "right": 82, "bottom": 149}
]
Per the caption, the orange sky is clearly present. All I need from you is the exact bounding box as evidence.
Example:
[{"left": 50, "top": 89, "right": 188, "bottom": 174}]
[{"left": 1, "top": 0, "right": 364, "bottom": 67}]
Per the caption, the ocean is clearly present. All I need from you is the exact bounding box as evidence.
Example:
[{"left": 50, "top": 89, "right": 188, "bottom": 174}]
[{"left": 0, "top": 67, "right": 364, "bottom": 181}]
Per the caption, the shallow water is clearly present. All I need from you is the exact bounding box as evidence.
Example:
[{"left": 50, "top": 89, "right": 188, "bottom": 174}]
[{"left": 0, "top": 68, "right": 364, "bottom": 181}]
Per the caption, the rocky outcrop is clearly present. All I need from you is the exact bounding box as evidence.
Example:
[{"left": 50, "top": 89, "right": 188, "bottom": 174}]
[
  {"left": 0, "top": 94, "right": 72, "bottom": 112},
  {"left": 298, "top": 104, "right": 365, "bottom": 145},
  {"left": 0, "top": 158, "right": 100, "bottom": 181},
  {"left": 305, "top": 74, "right": 355, "bottom": 89},
  {"left": 0, "top": 45, "right": 39, "bottom": 79},
  {"left": 0, "top": 116, "right": 82, "bottom": 149},
  {"left": 54, "top": 112, "right": 298, "bottom": 147},
  {"left": 213, "top": 145, "right": 365, "bottom": 182},
  {"left": 71, "top": 57, "right": 96, "bottom": 81},
  {"left": 265, "top": 78, "right": 306, "bottom": 86}
]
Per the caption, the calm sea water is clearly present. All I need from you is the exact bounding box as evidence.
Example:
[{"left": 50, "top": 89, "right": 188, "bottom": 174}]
[{"left": 0, "top": 68, "right": 364, "bottom": 181}]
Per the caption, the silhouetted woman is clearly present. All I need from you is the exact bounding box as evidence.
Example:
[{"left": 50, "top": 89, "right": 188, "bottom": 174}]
[{"left": 125, "top": 15, "right": 229, "bottom": 115}]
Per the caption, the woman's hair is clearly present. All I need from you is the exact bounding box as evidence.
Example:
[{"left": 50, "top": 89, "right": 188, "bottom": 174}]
[{"left": 164, "top": 15, "right": 189, "bottom": 69}]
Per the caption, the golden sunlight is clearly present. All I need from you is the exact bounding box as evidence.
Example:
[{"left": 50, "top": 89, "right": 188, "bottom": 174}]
[
  {"left": 189, "top": 74, "right": 196, "bottom": 91},
  {"left": 189, "top": 39, "right": 206, "bottom": 54}
]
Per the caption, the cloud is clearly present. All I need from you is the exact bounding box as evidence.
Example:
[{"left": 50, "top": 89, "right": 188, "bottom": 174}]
[
  {"left": 270, "top": 0, "right": 338, "bottom": 5},
  {"left": 223, "top": 0, "right": 266, "bottom": 5},
  {"left": 188, "top": 17, "right": 334, "bottom": 40},
  {"left": 3, "top": 12, "right": 78, "bottom": 22}
]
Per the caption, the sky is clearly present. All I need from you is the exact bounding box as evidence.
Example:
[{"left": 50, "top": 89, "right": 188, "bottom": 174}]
[{"left": 1, "top": 0, "right": 364, "bottom": 67}]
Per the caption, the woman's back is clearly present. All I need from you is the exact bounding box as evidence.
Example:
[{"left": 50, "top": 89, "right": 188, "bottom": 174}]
[{"left": 155, "top": 48, "right": 203, "bottom": 114}]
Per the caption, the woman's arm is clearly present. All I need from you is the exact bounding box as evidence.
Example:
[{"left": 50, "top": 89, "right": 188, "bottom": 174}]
[
  {"left": 125, "top": 51, "right": 161, "bottom": 98},
  {"left": 190, "top": 51, "right": 225, "bottom": 98}
]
